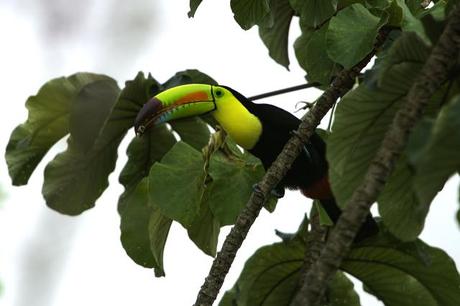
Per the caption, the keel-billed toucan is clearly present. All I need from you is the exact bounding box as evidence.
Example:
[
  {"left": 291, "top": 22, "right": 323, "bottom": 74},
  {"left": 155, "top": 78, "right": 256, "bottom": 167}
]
[{"left": 134, "top": 84, "right": 378, "bottom": 240}]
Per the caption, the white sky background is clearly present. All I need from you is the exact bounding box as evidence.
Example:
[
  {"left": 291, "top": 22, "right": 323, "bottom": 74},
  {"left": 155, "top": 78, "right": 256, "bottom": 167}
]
[{"left": 0, "top": 1, "right": 459, "bottom": 306}]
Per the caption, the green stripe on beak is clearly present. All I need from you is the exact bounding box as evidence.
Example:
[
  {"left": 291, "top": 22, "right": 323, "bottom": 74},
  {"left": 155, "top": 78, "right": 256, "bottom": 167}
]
[{"left": 134, "top": 84, "right": 217, "bottom": 135}]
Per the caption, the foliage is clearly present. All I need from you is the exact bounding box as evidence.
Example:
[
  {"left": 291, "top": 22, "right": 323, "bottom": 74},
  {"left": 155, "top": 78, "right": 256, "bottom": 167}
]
[
  {"left": 220, "top": 222, "right": 460, "bottom": 306},
  {"left": 5, "top": 0, "right": 460, "bottom": 304}
]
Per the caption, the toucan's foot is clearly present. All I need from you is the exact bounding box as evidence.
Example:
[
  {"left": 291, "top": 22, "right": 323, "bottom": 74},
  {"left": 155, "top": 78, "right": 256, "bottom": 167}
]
[
  {"left": 252, "top": 184, "right": 285, "bottom": 199},
  {"left": 252, "top": 183, "right": 264, "bottom": 196}
]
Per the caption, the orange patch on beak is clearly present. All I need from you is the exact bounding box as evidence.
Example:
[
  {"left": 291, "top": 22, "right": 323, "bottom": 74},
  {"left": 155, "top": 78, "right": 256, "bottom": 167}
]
[{"left": 175, "top": 91, "right": 209, "bottom": 105}]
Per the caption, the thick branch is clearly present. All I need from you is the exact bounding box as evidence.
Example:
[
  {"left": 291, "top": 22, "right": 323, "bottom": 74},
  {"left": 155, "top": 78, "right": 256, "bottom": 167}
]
[
  {"left": 193, "top": 30, "right": 389, "bottom": 306},
  {"left": 292, "top": 7, "right": 460, "bottom": 306}
]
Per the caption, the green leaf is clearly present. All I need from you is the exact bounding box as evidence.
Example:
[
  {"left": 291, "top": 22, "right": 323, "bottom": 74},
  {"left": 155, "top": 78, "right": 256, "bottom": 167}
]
[
  {"left": 187, "top": 197, "right": 220, "bottom": 256},
  {"left": 342, "top": 233, "right": 460, "bottom": 306},
  {"left": 5, "top": 73, "right": 112, "bottom": 186},
  {"left": 222, "top": 225, "right": 460, "bottom": 306},
  {"left": 148, "top": 207, "right": 173, "bottom": 277},
  {"left": 120, "top": 179, "right": 155, "bottom": 268},
  {"left": 394, "top": 0, "right": 429, "bottom": 43},
  {"left": 220, "top": 238, "right": 304, "bottom": 305},
  {"left": 365, "top": 0, "right": 391, "bottom": 10},
  {"left": 69, "top": 80, "right": 121, "bottom": 152},
  {"left": 119, "top": 69, "right": 213, "bottom": 213},
  {"left": 149, "top": 141, "right": 206, "bottom": 227},
  {"left": 188, "top": 0, "right": 204, "bottom": 17},
  {"left": 148, "top": 141, "right": 222, "bottom": 255},
  {"left": 295, "top": 23, "right": 340, "bottom": 85},
  {"left": 162, "top": 69, "right": 217, "bottom": 89},
  {"left": 327, "top": 272, "right": 361, "bottom": 306},
  {"left": 326, "top": 3, "right": 387, "bottom": 69},
  {"left": 170, "top": 117, "right": 210, "bottom": 150},
  {"left": 315, "top": 200, "right": 334, "bottom": 226},
  {"left": 385, "top": 0, "right": 404, "bottom": 27},
  {"left": 327, "top": 32, "right": 434, "bottom": 240},
  {"left": 42, "top": 78, "right": 123, "bottom": 215},
  {"left": 409, "top": 96, "right": 460, "bottom": 206},
  {"left": 258, "top": 0, "right": 295, "bottom": 68},
  {"left": 118, "top": 124, "right": 176, "bottom": 213},
  {"left": 230, "top": 0, "right": 271, "bottom": 30},
  {"left": 219, "top": 237, "right": 360, "bottom": 306},
  {"left": 290, "top": 0, "right": 338, "bottom": 28},
  {"left": 207, "top": 149, "right": 266, "bottom": 226}
]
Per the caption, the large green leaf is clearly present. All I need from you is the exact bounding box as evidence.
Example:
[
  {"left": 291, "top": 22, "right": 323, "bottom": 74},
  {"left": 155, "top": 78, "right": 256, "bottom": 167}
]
[
  {"left": 290, "top": 0, "right": 338, "bottom": 28},
  {"left": 118, "top": 125, "right": 176, "bottom": 275},
  {"left": 149, "top": 141, "right": 206, "bottom": 227},
  {"left": 148, "top": 208, "right": 173, "bottom": 277},
  {"left": 220, "top": 225, "right": 460, "bottom": 306},
  {"left": 42, "top": 79, "right": 123, "bottom": 215},
  {"left": 327, "top": 272, "right": 361, "bottom": 306},
  {"left": 394, "top": 0, "right": 429, "bottom": 43},
  {"left": 170, "top": 117, "right": 210, "bottom": 150},
  {"left": 69, "top": 80, "right": 121, "bottom": 152},
  {"left": 207, "top": 149, "right": 266, "bottom": 226},
  {"left": 408, "top": 96, "right": 460, "bottom": 206},
  {"left": 119, "top": 69, "right": 216, "bottom": 265},
  {"left": 258, "top": 0, "right": 295, "bottom": 68},
  {"left": 327, "top": 33, "right": 434, "bottom": 240},
  {"left": 187, "top": 196, "right": 220, "bottom": 256},
  {"left": 149, "top": 141, "right": 221, "bottom": 254},
  {"left": 162, "top": 69, "right": 217, "bottom": 89},
  {"left": 118, "top": 124, "right": 176, "bottom": 213},
  {"left": 5, "top": 73, "right": 112, "bottom": 185},
  {"left": 115, "top": 73, "right": 174, "bottom": 272},
  {"left": 219, "top": 237, "right": 360, "bottom": 306},
  {"left": 148, "top": 137, "right": 271, "bottom": 254},
  {"left": 230, "top": 0, "right": 271, "bottom": 30},
  {"left": 120, "top": 178, "right": 173, "bottom": 277},
  {"left": 295, "top": 23, "right": 340, "bottom": 85},
  {"left": 342, "top": 233, "right": 460, "bottom": 306},
  {"left": 326, "top": 3, "right": 387, "bottom": 69},
  {"left": 219, "top": 238, "right": 304, "bottom": 305},
  {"left": 120, "top": 179, "right": 155, "bottom": 268}
]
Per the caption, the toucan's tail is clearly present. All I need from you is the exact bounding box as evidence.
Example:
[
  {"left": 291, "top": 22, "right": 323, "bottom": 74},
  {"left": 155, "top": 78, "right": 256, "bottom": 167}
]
[{"left": 320, "top": 198, "right": 379, "bottom": 242}]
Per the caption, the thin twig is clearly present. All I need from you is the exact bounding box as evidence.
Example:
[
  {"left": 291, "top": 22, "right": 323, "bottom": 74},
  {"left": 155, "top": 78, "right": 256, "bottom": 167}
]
[
  {"left": 291, "top": 6, "right": 460, "bottom": 306},
  {"left": 249, "top": 83, "right": 320, "bottom": 101},
  {"left": 193, "top": 29, "right": 390, "bottom": 306}
]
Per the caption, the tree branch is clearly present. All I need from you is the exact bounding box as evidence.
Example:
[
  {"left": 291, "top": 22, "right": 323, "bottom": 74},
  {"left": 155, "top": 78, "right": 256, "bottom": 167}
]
[
  {"left": 193, "top": 29, "right": 390, "bottom": 306},
  {"left": 291, "top": 6, "right": 460, "bottom": 306},
  {"left": 298, "top": 211, "right": 327, "bottom": 288},
  {"left": 249, "top": 82, "right": 320, "bottom": 101}
]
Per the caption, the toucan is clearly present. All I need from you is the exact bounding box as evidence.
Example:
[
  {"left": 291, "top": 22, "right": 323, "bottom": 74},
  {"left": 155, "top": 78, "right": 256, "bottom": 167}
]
[{"left": 134, "top": 84, "right": 378, "bottom": 241}]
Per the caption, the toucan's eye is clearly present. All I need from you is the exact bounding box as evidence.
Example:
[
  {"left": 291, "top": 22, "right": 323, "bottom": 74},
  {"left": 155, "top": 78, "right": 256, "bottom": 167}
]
[{"left": 215, "top": 89, "right": 223, "bottom": 97}]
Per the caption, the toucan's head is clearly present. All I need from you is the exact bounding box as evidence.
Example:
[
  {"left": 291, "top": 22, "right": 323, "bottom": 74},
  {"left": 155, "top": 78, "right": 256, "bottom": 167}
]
[
  {"left": 134, "top": 83, "right": 262, "bottom": 149},
  {"left": 134, "top": 84, "right": 242, "bottom": 135},
  {"left": 134, "top": 84, "right": 227, "bottom": 135}
]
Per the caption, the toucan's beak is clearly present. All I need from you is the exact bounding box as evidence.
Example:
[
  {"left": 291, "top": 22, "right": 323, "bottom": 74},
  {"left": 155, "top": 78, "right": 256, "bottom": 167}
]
[{"left": 134, "top": 84, "right": 216, "bottom": 136}]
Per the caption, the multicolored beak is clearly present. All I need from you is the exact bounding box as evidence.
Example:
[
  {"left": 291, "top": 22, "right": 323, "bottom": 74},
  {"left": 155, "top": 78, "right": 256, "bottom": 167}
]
[{"left": 134, "top": 84, "right": 217, "bottom": 135}]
